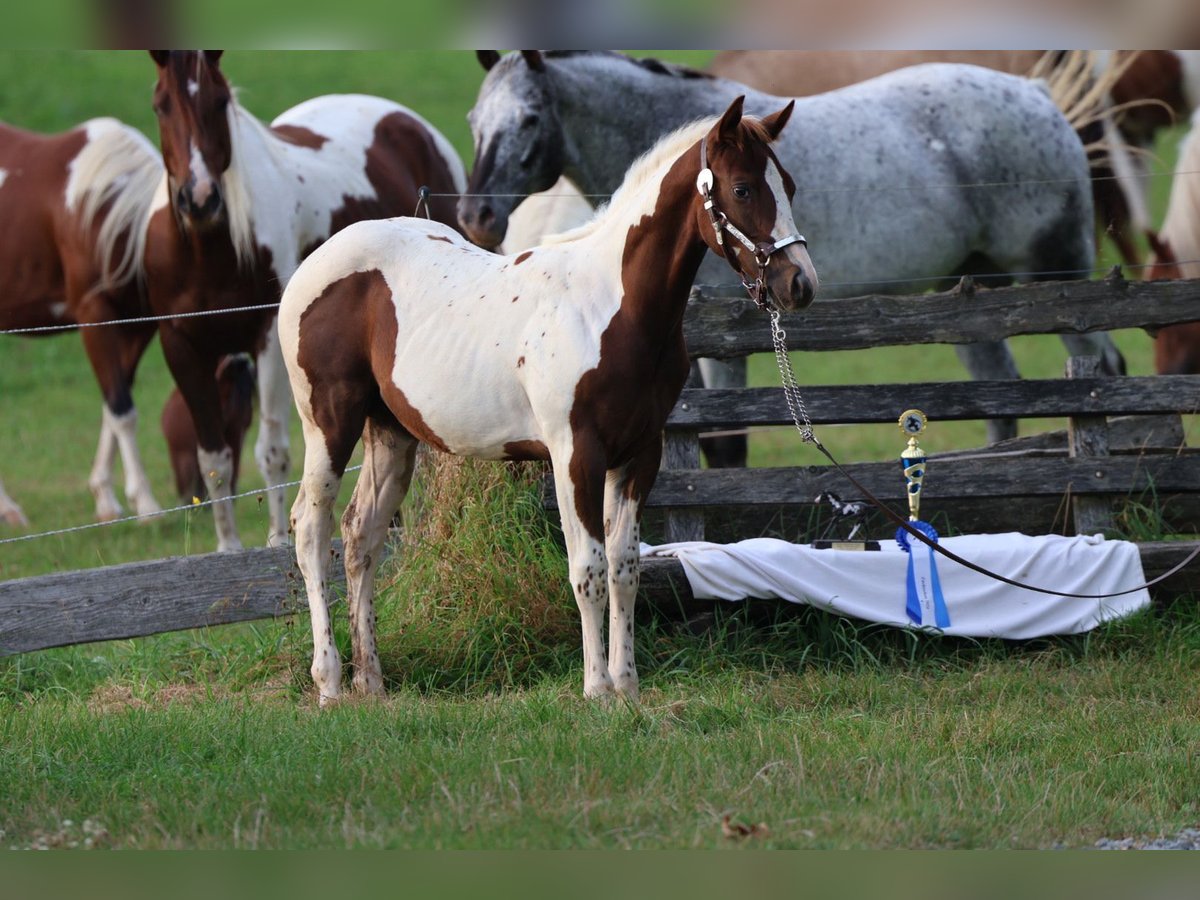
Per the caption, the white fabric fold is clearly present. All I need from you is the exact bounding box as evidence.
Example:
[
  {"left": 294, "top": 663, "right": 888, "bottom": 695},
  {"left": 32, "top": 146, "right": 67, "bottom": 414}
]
[{"left": 641, "top": 533, "right": 1151, "bottom": 639}]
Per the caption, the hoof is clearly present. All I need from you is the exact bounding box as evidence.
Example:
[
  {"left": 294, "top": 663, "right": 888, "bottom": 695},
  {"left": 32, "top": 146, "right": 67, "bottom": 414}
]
[
  {"left": 266, "top": 531, "right": 292, "bottom": 549},
  {"left": 133, "top": 496, "right": 164, "bottom": 520},
  {"left": 1, "top": 507, "right": 29, "bottom": 528},
  {"left": 216, "top": 538, "right": 245, "bottom": 553}
]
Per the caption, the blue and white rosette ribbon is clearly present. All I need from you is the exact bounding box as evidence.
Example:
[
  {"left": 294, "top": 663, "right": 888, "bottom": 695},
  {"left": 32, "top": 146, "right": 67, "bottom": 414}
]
[{"left": 896, "top": 521, "right": 950, "bottom": 628}]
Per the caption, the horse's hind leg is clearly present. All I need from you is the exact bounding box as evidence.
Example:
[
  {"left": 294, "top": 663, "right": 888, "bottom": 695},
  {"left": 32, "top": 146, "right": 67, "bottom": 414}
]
[
  {"left": 255, "top": 323, "right": 294, "bottom": 548},
  {"left": 341, "top": 414, "right": 418, "bottom": 697},
  {"left": 292, "top": 407, "right": 361, "bottom": 706}
]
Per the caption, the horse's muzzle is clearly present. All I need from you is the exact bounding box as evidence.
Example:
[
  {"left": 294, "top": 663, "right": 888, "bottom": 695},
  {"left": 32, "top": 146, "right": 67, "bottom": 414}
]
[
  {"left": 457, "top": 197, "right": 506, "bottom": 251},
  {"left": 176, "top": 182, "right": 224, "bottom": 227}
]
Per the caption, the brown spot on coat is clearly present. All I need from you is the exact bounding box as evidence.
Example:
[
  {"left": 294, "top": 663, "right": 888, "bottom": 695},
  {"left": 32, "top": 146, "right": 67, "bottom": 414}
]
[
  {"left": 514, "top": 251, "right": 533, "bottom": 265},
  {"left": 502, "top": 440, "right": 550, "bottom": 461},
  {"left": 272, "top": 123, "right": 330, "bottom": 150}
]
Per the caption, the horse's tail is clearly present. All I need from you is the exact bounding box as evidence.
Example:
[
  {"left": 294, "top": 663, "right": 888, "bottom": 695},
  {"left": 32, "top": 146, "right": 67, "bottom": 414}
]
[{"left": 66, "top": 118, "right": 164, "bottom": 292}]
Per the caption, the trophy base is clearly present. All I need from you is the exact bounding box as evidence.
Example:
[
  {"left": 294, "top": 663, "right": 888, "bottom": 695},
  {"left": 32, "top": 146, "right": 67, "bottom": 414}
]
[{"left": 811, "top": 540, "right": 882, "bottom": 551}]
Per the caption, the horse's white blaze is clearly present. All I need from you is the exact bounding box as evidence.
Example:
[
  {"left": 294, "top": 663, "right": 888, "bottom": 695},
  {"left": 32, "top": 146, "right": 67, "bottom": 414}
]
[
  {"left": 0, "top": 168, "right": 8, "bottom": 191},
  {"left": 764, "top": 159, "right": 818, "bottom": 294},
  {"left": 48, "top": 302, "right": 68, "bottom": 319},
  {"left": 187, "top": 78, "right": 199, "bottom": 98},
  {"left": 188, "top": 140, "right": 215, "bottom": 207}
]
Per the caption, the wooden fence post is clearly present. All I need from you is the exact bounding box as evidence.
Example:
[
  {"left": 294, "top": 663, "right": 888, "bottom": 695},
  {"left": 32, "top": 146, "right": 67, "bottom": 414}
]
[
  {"left": 1066, "top": 355, "right": 1114, "bottom": 535},
  {"left": 662, "top": 426, "right": 705, "bottom": 542}
]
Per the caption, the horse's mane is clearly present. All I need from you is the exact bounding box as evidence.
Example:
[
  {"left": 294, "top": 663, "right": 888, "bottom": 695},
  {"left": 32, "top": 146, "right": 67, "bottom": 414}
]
[
  {"left": 66, "top": 118, "right": 163, "bottom": 290},
  {"left": 220, "top": 98, "right": 281, "bottom": 270},
  {"left": 541, "top": 118, "right": 715, "bottom": 247},
  {"left": 1158, "top": 109, "right": 1200, "bottom": 278},
  {"left": 542, "top": 50, "right": 713, "bottom": 81}
]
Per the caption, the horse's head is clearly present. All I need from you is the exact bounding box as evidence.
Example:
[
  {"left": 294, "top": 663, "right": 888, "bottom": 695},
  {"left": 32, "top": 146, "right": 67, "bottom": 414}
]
[
  {"left": 459, "top": 50, "right": 565, "bottom": 250},
  {"left": 149, "top": 50, "right": 234, "bottom": 229},
  {"left": 695, "top": 97, "right": 818, "bottom": 312}
]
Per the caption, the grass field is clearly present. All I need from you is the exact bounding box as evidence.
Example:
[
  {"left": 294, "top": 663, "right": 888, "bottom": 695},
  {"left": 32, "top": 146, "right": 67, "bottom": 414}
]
[{"left": 2, "top": 52, "right": 1198, "bottom": 850}]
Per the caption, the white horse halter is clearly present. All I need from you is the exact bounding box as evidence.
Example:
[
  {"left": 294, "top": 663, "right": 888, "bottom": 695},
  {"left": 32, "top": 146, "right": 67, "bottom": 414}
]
[{"left": 696, "top": 137, "right": 806, "bottom": 310}]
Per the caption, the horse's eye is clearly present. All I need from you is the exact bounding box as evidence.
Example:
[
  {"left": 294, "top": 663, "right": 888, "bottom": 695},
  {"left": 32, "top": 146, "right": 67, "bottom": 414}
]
[
  {"left": 520, "top": 114, "right": 539, "bottom": 130},
  {"left": 733, "top": 184, "right": 751, "bottom": 200},
  {"left": 153, "top": 97, "right": 170, "bottom": 117}
]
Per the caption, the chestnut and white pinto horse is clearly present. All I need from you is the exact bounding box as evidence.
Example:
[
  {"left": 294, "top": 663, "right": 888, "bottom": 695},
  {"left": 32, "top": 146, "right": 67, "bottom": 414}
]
[
  {"left": 143, "top": 50, "right": 465, "bottom": 551},
  {"left": 0, "top": 116, "right": 162, "bottom": 527},
  {"left": 460, "top": 51, "right": 1128, "bottom": 445},
  {"left": 1144, "top": 110, "right": 1200, "bottom": 375},
  {"left": 281, "top": 98, "right": 817, "bottom": 705}
]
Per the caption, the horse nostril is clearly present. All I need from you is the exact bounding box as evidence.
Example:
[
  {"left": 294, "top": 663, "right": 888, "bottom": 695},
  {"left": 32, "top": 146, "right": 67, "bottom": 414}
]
[
  {"left": 792, "top": 272, "right": 814, "bottom": 307},
  {"left": 477, "top": 204, "right": 496, "bottom": 230},
  {"left": 176, "top": 187, "right": 191, "bottom": 213}
]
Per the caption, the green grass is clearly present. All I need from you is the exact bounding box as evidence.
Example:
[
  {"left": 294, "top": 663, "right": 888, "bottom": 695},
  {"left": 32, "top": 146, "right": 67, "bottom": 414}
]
[{"left": 2, "top": 52, "right": 1199, "bottom": 850}]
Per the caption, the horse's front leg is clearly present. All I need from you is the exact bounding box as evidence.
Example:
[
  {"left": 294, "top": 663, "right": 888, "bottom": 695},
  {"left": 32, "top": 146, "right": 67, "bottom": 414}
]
[
  {"left": 603, "top": 443, "right": 661, "bottom": 701},
  {"left": 551, "top": 433, "right": 613, "bottom": 699},
  {"left": 255, "top": 322, "right": 293, "bottom": 548},
  {"left": 159, "top": 324, "right": 241, "bottom": 551}
]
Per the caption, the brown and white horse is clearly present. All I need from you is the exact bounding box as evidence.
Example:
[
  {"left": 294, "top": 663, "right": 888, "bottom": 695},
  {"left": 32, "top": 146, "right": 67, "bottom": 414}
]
[
  {"left": 142, "top": 50, "right": 466, "bottom": 551},
  {"left": 281, "top": 98, "right": 817, "bottom": 705},
  {"left": 0, "top": 116, "right": 162, "bottom": 527},
  {"left": 1144, "top": 110, "right": 1200, "bottom": 375}
]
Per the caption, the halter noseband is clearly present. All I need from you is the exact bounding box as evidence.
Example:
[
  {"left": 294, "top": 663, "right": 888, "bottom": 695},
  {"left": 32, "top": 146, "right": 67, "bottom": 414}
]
[{"left": 697, "top": 138, "right": 806, "bottom": 310}]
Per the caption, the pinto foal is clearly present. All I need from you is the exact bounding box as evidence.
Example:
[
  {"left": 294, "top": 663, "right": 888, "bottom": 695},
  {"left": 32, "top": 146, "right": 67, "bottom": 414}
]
[{"left": 281, "top": 98, "right": 817, "bottom": 705}]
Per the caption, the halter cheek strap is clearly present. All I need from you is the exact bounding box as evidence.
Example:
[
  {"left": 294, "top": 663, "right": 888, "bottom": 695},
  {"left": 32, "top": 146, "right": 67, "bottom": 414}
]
[{"left": 697, "top": 137, "right": 807, "bottom": 310}]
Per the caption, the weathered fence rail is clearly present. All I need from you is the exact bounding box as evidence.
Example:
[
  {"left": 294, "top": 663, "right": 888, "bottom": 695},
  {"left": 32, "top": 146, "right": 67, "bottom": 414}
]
[{"left": 5, "top": 276, "right": 1200, "bottom": 654}]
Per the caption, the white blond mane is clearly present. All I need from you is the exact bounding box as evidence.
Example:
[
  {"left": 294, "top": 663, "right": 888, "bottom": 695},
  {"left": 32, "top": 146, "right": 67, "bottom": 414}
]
[
  {"left": 220, "top": 99, "right": 282, "bottom": 269},
  {"left": 542, "top": 117, "right": 716, "bottom": 246},
  {"left": 1158, "top": 109, "right": 1200, "bottom": 278},
  {"left": 66, "top": 118, "right": 162, "bottom": 289}
]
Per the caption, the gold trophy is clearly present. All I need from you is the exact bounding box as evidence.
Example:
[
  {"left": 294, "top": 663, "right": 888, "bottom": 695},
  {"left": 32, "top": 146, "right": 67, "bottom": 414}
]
[{"left": 898, "top": 409, "right": 928, "bottom": 522}]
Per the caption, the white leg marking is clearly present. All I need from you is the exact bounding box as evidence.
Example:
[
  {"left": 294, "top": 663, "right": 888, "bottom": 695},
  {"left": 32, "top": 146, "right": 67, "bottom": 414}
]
[
  {"left": 291, "top": 421, "right": 343, "bottom": 706},
  {"left": 0, "top": 477, "right": 29, "bottom": 528},
  {"left": 551, "top": 441, "right": 613, "bottom": 699},
  {"left": 88, "top": 407, "right": 123, "bottom": 522},
  {"left": 198, "top": 445, "right": 241, "bottom": 552},
  {"left": 604, "top": 468, "right": 641, "bottom": 701},
  {"left": 256, "top": 325, "right": 294, "bottom": 548},
  {"left": 106, "top": 407, "right": 163, "bottom": 518},
  {"left": 341, "top": 421, "right": 416, "bottom": 697}
]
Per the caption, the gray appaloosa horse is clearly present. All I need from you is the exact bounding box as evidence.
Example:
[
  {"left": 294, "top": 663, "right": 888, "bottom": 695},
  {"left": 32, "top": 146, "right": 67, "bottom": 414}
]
[{"left": 460, "top": 51, "right": 1127, "bottom": 446}]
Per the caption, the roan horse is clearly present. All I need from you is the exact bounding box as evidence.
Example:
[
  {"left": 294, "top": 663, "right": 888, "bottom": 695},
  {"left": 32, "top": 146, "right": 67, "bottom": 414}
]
[
  {"left": 143, "top": 50, "right": 466, "bottom": 551},
  {"left": 1144, "top": 111, "right": 1200, "bottom": 375},
  {"left": 281, "top": 98, "right": 817, "bottom": 705},
  {"left": 459, "top": 51, "right": 1128, "bottom": 445},
  {"left": 0, "top": 116, "right": 162, "bottom": 527}
]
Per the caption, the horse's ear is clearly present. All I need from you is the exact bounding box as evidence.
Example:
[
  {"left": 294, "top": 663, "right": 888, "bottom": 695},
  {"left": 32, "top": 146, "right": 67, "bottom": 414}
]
[
  {"left": 149, "top": 50, "right": 170, "bottom": 67},
  {"left": 204, "top": 50, "right": 224, "bottom": 66},
  {"left": 477, "top": 50, "right": 501, "bottom": 71},
  {"left": 760, "top": 100, "right": 795, "bottom": 142},
  {"left": 717, "top": 95, "right": 746, "bottom": 143},
  {"left": 521, "top": 50, "right": 546, "bottom": 72}
]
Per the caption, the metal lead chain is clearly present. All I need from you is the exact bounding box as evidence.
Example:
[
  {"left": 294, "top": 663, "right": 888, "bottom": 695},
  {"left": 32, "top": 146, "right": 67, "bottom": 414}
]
[{"left": 770, "top": 309, "right": 815, "bottom": 443}]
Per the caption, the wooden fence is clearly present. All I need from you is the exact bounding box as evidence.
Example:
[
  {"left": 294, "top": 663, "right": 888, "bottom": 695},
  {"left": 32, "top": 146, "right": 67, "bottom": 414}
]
[{"left": 5, "top": 275, "right": 1200, "bottom": 654}]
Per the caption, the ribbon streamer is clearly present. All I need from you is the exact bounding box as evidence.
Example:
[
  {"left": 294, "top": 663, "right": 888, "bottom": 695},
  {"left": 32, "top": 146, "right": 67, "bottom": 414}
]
[{"left": 897, "top": 520, "right": 950, "bottom": 628}]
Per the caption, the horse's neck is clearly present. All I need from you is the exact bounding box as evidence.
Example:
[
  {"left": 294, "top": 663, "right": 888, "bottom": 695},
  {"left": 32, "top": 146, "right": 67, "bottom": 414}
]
[
  {"left": 570, "top": 150, "right": 709, "bottom": 338},
  {"left": 553, "top": 57, "right": 773, "bottom": 196}
]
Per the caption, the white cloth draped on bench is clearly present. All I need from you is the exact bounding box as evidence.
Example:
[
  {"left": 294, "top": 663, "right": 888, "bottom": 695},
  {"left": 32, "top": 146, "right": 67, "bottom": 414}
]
[{"left": 641, "top": 533, "right": 1151, "bottom": 639}]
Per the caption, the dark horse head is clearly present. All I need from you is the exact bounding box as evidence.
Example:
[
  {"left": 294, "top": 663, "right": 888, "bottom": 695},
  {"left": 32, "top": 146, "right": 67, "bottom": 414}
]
[{"left": 149, "top": 50, "right": 234, "bottom": 230}]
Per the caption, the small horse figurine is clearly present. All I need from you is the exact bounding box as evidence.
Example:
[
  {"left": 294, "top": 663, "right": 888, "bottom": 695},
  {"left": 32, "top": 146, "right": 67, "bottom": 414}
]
[
  {"left": 280, "top": 97, "right": 817, "bottom": 705},
  {"left": 142, "top": 50, "right": 466, "bottom": 551},
  {"left": 461, "top": 51, "right": 1128, "bottom": 445},
  {"left": 0, "top": 116, "right": 163, "bottom": 527},
  {"left": 1144, "top": 111, "right": 1200, "bottom": 375}
]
